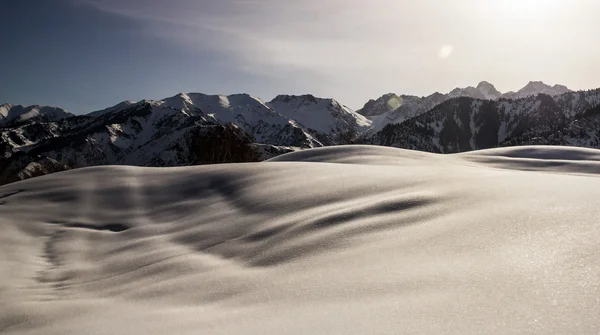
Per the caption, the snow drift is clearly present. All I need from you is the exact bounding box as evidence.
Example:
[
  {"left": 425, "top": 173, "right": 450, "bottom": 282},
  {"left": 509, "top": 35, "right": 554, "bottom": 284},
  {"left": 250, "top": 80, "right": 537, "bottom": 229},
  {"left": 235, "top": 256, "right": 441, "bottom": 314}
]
[{"left": 1, "top": 145, "right": 599, "bottom": 334}]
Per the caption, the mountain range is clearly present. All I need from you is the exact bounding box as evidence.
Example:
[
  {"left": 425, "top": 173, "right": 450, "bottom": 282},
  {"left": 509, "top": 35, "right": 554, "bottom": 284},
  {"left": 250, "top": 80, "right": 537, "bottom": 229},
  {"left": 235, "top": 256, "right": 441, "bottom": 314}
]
[
  {"left": 357, "top": 81, "right": 572, "bottom": 131},
  {"left": 2, "top": 81, "right": 600, "bottom": 185}
]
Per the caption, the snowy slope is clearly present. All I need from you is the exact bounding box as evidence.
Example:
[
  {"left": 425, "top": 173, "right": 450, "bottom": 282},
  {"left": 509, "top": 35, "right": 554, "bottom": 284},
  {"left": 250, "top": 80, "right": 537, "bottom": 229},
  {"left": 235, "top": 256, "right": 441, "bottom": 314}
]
[
  {"left": 267, "top": 94, "right": 371, "bottom": 141},
  {"left": 0, "top": 104, "right": 72, "bottom": 127},
  {"left": 360, "top": 93, "right": 446, "bottom": 133},
  {"left": 1, "top": 145, "right": 599, "bottom": 334},
  {"left": 159, "top": 93, "right": 323, "bottom": 146}
]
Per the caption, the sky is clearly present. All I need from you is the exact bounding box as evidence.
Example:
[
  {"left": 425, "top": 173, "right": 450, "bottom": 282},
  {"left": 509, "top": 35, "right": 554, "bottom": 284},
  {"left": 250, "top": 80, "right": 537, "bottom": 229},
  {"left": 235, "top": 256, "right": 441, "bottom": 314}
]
[{"left": 1, "top": 0, "right": 599, "bottom": 114}]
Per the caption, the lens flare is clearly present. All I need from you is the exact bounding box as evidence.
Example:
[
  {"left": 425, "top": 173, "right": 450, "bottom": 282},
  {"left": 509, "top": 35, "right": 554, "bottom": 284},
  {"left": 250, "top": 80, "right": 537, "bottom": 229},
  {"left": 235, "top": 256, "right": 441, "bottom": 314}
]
[
  {"left": 386, "top": 96, "right": 402, "bottom": 110},
  {"left": 438, "top": 45, "right": 454, "bottom": 59}
]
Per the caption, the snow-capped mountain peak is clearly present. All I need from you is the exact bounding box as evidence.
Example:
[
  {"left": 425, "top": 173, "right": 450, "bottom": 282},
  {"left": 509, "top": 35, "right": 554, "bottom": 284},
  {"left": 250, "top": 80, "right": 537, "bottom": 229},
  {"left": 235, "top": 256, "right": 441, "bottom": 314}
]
[
  {"left": 448, "top": 86, "right": 485, "bottom": 99},
  {"left": 0, "top": 104, "right": 72, "bottom": 127},
  {"left": 516, "top": 81, "right": 572, "bottom": 98},
  {"left": 267, "top": 94, "right": 372, "bottom": 137},
  {"left": 553, "top": 84, "right": 570, "bottom": 92},
  {"left": 271, "top": 94, "right": 317, "bottom": 103},
  {"left": 476, "top": 81, "right": 502, "bottom": 100},
  {"left": 359, "top": 81, "right": 575, "bottom": 132},
  {"left": 0, "top": 104, "right": 15, "bottom": 120},
  {"left": 357, "top": 93, "right": 402, "bottom": 117}
]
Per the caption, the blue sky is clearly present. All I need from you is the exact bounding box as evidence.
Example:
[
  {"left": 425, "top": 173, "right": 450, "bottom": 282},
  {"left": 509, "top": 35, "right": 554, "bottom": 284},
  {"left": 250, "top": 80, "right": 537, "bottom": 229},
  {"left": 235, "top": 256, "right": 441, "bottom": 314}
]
[
  {"left": 2, "top": 0, "right": 599, "bottom": 113},
  {"left": 1, "top": 0, "right": 295, "bottom": 113}
]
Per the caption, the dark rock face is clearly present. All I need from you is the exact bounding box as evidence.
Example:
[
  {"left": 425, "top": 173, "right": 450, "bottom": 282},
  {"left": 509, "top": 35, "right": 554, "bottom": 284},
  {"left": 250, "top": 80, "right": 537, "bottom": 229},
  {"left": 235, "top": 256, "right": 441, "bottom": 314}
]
[{"left": 188, "top": 124, "right": 261, "bottom": 165}]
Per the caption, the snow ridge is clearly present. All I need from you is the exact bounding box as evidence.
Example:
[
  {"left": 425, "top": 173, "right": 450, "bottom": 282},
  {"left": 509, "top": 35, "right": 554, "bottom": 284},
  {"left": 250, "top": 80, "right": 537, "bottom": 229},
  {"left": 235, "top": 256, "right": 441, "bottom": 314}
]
[{"left": 0, "top": 104, "right": 72, "bottom": 127}]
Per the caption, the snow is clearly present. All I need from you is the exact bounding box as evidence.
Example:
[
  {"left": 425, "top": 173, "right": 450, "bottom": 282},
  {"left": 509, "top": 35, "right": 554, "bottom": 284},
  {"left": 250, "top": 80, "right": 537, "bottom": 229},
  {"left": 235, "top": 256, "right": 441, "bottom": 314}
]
[
  {"left": 476, "top": 81, "right": 502, "bottom": 100},
  {"left": 498, "top": 122, "right": 508, "bottom": 143},
  {"left": 362, "top": 82, "right": 576, "bottom": 133},
  {"left": 149, "top": 93, "right": 367, "bottom": 146},
  {"left": 267, "top": 95, "right": 372, "bottom": 134},
  {"left": 515, "top": 81, "right": 572, "bottom": 99},
  {"left": 0, "top": 103, "right": 14, "bottom": 118},
  {"left": 159, "top": 93, "right": 305, "bottom": 136},
  {"left": 0, "top": 104, "right": 72, "bottom": 126},
  {"left": 469, "top": 101, "right": 482, "bottom": 148},
  {"left": 361, "top": 94, "right": 445, "bottom": 133},
  {"left": 367, "top": 112, "right": 395, "bottom": 132},
  {"left": 1, "top": 145, "right": 599, "bottom": 334}
]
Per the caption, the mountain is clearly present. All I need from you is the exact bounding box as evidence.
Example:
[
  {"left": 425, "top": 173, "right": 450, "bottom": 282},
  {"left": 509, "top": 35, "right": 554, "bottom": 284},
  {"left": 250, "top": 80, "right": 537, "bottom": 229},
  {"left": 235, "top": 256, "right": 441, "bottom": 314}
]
[
  {"left": 476, "top": 81, "right": 503, "bottom": 100},
  {"left": 505, "top": 103, "right": 600, "bottom": 148},
  {"left": 447, "top": 81, "right": 503, "bottom": 100},
  {"left": 267, "top": 94, "right": 372, "bottom": 143},
  {"left": 364, "top": 89, "right": 600, "bottom": 153},
  {"left": 0, "top": 93, "right": 369, "bottom": 185},
  {"left": 359, "top": 92, "right": 447, "bottom": 133},
  {"left": 0, "top": 104, "right": 73, "bottom": 127},
  {"left": 88, "top": 100, "right": 136, "bottom": 117},
  {"left": 358, "top": 81, "right": 572, "bottom": 132},
  {"left": 2, "top": 84, "right": 599, "bottom": 186},
  {"left": 157, "top": 93, "right": 326, "bottom": 147},
  {"left": 504, "top": 81, "right": 572, "bottom": 99}
]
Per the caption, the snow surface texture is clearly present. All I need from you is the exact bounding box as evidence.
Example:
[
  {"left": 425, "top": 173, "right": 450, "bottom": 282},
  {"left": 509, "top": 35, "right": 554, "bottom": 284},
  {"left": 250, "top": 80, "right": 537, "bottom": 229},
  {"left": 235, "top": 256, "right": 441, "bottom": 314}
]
[{"left": 1, "top": 145, "right": 599, "bottom": 334}]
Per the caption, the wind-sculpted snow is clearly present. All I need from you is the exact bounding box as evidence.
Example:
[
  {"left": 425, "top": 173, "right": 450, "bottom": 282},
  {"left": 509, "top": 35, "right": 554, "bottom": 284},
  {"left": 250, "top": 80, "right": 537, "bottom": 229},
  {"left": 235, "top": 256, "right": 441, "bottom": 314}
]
[
  {"left": 458, "top": 146, "right": 600, "bottom": 175},
  {"left": 1, "top": 145, "right": 599, "bottom": 334}
]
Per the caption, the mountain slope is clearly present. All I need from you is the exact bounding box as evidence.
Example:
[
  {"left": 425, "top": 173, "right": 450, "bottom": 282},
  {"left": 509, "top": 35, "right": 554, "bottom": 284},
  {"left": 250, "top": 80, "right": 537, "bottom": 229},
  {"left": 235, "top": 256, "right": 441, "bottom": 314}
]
[
  {"left": 0, "top": 104, "right": 73, "bottom": 127},
  {"left": 505, "top": 102, "right": 600, "bottom": 148},
  {"left": 504, "top": 81, "right": 572, "bottom": 99},
  {"left": 476, "top": 81, "right": 503, "bottom": 100},
  {"left": 365, "top": 90, "right": 600, "bottom": 153},
  {"left": 268, "top": 94, "right": 372, "bottom": 143},
  {"left": 358, "top": 81, "right": 572, "bottom": 132},
  {"left": 0, "top": 93, "right": 369, "bottom": 185},
  {"left": 360, "top": 93, "right": 446, "bottom": 133}
]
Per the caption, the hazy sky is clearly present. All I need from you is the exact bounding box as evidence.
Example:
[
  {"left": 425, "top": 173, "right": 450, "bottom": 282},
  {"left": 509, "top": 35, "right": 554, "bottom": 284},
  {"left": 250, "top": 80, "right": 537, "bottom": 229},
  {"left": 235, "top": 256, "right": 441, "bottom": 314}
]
[{"left": 1, "top": 0, "right": 599, "bottom": 113}]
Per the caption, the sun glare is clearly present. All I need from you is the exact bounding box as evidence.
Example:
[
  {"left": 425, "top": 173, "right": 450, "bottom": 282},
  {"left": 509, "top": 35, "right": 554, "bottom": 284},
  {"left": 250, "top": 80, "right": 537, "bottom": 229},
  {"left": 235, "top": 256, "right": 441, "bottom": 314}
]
[{"left": 484, "top": 0, "right": 561, "bottom": 20}]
